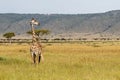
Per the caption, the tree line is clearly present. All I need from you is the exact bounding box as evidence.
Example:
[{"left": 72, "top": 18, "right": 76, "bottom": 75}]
[{"left": 3, "top": 29, "right": 50, "bottom": 43}]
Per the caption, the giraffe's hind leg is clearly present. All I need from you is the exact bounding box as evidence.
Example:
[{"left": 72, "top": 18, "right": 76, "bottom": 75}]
[
  {"left": 31, "top": 53, "right": 36, "bottom": 64},
  {"left": 38, "top": 54, "right": 41, "bottom": 63},
  {"left": 36, "top": 53, "right": 41, "bottom": 64}
]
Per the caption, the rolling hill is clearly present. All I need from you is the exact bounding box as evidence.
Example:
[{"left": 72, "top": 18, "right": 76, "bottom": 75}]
[{"left": 0, "top": 10, "right": 120, "bottom": 39}]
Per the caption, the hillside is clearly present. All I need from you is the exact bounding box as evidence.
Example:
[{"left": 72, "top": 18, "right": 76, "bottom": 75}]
[{"left": 0, "top": 10, "right": 120, "bottom": 39}]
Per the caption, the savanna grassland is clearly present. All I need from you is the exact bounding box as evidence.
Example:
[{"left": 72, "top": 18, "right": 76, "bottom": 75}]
[{"left": 0, "top": 41, "right": 120, "bottom": 80}]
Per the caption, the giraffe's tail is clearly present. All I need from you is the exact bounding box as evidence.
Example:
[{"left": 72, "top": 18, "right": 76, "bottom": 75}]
[{"left": 41, "top": 54, "right": 44, "bottom": 62}]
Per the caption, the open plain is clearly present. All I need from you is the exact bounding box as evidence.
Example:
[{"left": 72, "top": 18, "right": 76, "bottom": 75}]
[{"left": 0, "top": 41, "right": 120, "bottom": 80}]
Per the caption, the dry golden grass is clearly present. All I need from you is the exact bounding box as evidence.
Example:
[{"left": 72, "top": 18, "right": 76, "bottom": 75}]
[{"left": 0, "top": 41, "right": 120, "bottom": 80}]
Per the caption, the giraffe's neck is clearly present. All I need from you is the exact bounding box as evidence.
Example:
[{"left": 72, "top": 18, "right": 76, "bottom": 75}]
[
  {"left": 31, "top": 23, "right": 42, "bottom": 49},
  {"left": 31, "top": 24, "right": 37, "bottom": 43}
]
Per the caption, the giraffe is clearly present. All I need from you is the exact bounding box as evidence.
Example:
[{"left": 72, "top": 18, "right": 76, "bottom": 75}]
[{"left": 30, "top": 18, "right": 43, "bottom": 64}]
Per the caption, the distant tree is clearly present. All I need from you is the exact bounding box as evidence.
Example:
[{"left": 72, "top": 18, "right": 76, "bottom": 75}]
[
  {"left": 39, "top": 29, "right": 50, "bottom": 36},
  {"left": 27, "top": 29, "right": 50, "bottom": 42},
  {"left": 26, "top": 31, "right": 32, "bottom": 35},
  {"left": 27, "top": 29, "right": 50, "bottom": 37},
  {"left": 3, "top": 32, "right": 15, "bottom": 43}
]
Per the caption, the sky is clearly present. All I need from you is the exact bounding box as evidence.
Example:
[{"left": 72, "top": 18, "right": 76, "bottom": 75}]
[{"left": 0, "top": 0, "right": 120, "bottom": 14}]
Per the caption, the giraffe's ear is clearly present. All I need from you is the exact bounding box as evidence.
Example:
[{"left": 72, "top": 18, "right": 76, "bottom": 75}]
[{"left": 38, "top": 22, "right": 40, "bottom": 26}]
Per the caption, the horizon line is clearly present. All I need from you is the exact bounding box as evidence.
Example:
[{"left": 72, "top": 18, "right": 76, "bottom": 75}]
[{"left": 0, "top": 9, "right": 119, "bottom": 15}]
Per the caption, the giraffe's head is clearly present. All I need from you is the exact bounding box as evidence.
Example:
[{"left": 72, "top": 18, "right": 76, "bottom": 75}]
[{"left": 30, "top": 18, "right": 40, "bottom": 26}]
